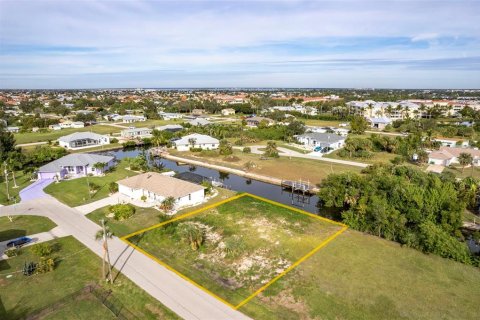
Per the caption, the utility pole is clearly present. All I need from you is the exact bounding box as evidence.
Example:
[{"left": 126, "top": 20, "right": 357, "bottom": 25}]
[{"left": 3, "top": 162, "right": 10, "bottom": 202}]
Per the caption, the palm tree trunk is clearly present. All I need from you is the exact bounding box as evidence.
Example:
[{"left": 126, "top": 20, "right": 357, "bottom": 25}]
[
  {"left": 11, "top": 170, "right": 18, "bottom": 188},
  {"left": 104, "top": 240, "right": 114, "bottom": 283}
]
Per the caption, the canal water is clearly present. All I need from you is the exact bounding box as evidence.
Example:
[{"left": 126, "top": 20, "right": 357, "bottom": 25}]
[{"left": 96, "top": 147, "right": 326, "bottom": 215}]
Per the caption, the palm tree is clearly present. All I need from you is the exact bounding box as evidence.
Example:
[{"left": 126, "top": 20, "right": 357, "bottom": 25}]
[
  {"left": 188, "top": 138, "right": 197, "bottom": 149},
  {"left": 160, "top": 196, "right": 176, "bottom": 212},
  {"left": 95, "top": 219, "right": 114, "bottom": 283},
  {"left": 177, "top": 223, "right": 204, "bottom": 250},
  {"left": 151, "top": 129, "right": 167, "bottom": 147},
  {"left": 264, "top": 141, "right": 279, "bottom": 158},
  {"left": 93, "top": 162, "right": 106, "bottom": 174},
  {"left": 458, "top": 152, "right": 473, "bottom": 173}
]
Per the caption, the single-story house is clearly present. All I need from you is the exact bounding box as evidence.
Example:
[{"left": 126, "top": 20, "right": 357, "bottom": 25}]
[
  {"left": 49, "top": 124, "right": 62, "bottom": 131},
  {"left": 221, "top": 108, "right": 236, "bottom": 116},
  {"left": 59, "top": 121, "right": 85, "bottom": 129},
  {"left": 173, "top": 133, "right": 219, "bottom": 151},
  {"left": 192, "top": 109, "right": 206, "bottom": 116},
  {"left": 428, "top": 146, "right": 480, "bottom": 166},
  {"left": 158, "top": 112, "right": 183, "bottom": 120},
  {"left": 155, "top": 124, "right": 183, "bottom": 132},
  {"left": 433, "top": 138, "right": 469, "bottom": 148},
  {"left": 38, "top": 153, "right": 115, "bottom": 180},
  {"left": 58, "top": 132, "right": 110, "bottom": 149},
  {"left": 122, "top": 115, "right": 146, "bottom": 123},
  {"left": 117, "top": 172, "right": 205, "bottom": 209},
  {"left": 295, "top": 132, "right": 346, "bottom": 152},
  {"left": 368, "top": 117, "right": 392, "bottom": 130},
  {"left": 189, "top": 118, "right": 211, "bottom": 126},
  {"left": 6, "top": 126, "right": 20, "bottom": 133},
  {"left": 72, "top": 121, "right": 85, "bottom": 128},
  {"left": 121, "top": 127, "right": 152, "bottom": 139},
  {"left": 246, "top": 116, "right": 274, "bottom": 127}
]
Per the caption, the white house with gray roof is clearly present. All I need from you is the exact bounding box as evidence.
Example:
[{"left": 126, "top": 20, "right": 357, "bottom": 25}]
[
  {"left": 295, "top": 132, "right": 346, "bottom": 152},
  {"left": 37, "top": 153, "right": 115, "bottom": 180},
  {"left": 121, "top": 127, "right": 152, "bottom": 139},
  {"left": 173, "top": 133, "right": 219, "bottom": 151},
  {"left": 58, "top": 132, "right": 110, "bottom": 149}
]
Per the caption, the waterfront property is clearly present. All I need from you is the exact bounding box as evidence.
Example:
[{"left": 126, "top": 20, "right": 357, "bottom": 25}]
[
  {"left": 120, "top": 127, "right": 152, "bottom": 139},
  {"left": 37, "top": 153, "right": 115, "bottom": 180},
  {"left": 58, "top": 132, "right": 110, "bottom": 149},
  {"left": 428, "top": 146, "right": 480, "bottom": 166},
  {"left": 117, "top": 172, "right": 205, "bottom": 209},
  {"left": 173, "top": 133, "right": 219, "bottom": 151},
  {"left": 295, "top": 132, "right": 346, "bottom": 152}
]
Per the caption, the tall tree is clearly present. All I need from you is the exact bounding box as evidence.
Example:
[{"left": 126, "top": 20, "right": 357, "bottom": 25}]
[{"left": 458, "top": 152, "right": 473, "bottom": 173}]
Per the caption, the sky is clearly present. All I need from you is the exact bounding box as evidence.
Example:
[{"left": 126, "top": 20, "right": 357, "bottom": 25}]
[{"left": 0, "top": 0, "right": 479, "bottom": 89}]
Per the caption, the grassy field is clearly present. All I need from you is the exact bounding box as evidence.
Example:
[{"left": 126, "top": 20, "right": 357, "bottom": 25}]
[
  {"left": 324, "top": 149, "right": 397, "bottom": 165},
  {"left": 14, "top": 125, "right": 122, "bottom": 145},
  {"left": 240, "top": 229, "right": 480, "bottom": 319},
  {"left": 128, "top": 195, "right": 343, "bottom": 306},
  {"left": 0, "top": 216, "right": 56, "bottom": 242},
  {"left": 86, "top": 188, "right": 237, "bottom": 237},
  {"left": 125, "top": 119, "right": 184, "bottom": 128},
  {"left": 0, "top": 170, "right": 34, "bottom": 205},
  {"left": 302, "top": 119, "right": 346, "bottom": 127},
  {"left": 170, "top": 149, "right": 362, "bottom": 184},
  {"left": 44, "top": 159, "right": 138, "bottom": 207},
  {"left": 42, "top": 297, "right": 116, "bottom": 320},
  {"left": 0, "top": 236, "right": 178, "bottom": 320},
  {"left": 444, "top": 165, "right": 480, "bottom": 179}
]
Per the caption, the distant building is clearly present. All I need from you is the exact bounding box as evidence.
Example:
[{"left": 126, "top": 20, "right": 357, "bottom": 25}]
[
  {"left": 58, "top": 132, "right": 110, "bottom": 149},
  {"left": 118, "top": 172, "right": 205, "bottom": 209},
  {"left": 38, "top": 153, "right": 115, "bottom": 180},
  {"left": 295, "top": 132, "right": 345, "bottom": 152},
  {"left": 192, "top": 109, "right": 206, "bottom": 116},
  {"left": 120, "top": 127, "right": 152, "bottom": 139},
  {"left": 221, "top": 108, "right": 236, "bottom": 116},
  {"left": 433, "top": 138, "right": 469, "bottom": 148},
  {"left": 428, "top": 146, "right": 480, "bottom": 166},
  {"left": 173, "top": 133, "right": 219, "bottom": 151},
  {"left": 188, "top": 118, "right": 211, "bottom": 126},
  {"left": 368, "top": 117, "right": 392, "bottom": 130},
  {"left": 155, "top": 124, "right": 184, "bottom": 132},
  {"left": 122, "top": 115, "right": 146, "bottom": 123},
  {"left": 158, "top": 112, "right": 183, "bottom": 120},
  {"left": 246, "top": 116, "right": 274, "bottom": 127},
  {"left": 49, "top": 124, "right": 62, "bottom": 131},
  {"left": 6, "top": 126, "right": 19, "bottom": 133}
]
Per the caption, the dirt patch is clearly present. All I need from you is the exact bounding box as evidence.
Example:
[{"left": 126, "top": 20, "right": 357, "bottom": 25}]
[{"left": 259, "top": 289, "right": 313, "bottom": 319}]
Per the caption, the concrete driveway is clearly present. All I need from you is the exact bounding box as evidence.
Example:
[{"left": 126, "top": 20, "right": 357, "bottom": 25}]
[{"left": 19, "top": 179, "right": 54, "bottom": 202}]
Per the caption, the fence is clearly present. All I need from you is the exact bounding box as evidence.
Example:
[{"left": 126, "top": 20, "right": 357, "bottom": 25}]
[{"left": 25, "top": 283, "right": 137, "bottom": 320}]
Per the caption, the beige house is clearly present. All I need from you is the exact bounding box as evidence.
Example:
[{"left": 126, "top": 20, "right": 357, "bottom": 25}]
[{"left": 221, "top": 108, "right": 235, "bottom": 116}]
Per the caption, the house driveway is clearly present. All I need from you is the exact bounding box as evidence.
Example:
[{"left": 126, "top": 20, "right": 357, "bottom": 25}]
[
  {"left": 19, "top": 179, "right": 54, "bottom": 202},
  {"left": 74, "top": 193, "right": 155, "bottom": 215}
]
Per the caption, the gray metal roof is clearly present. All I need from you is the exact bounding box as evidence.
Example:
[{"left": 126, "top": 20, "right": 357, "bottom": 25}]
[
  {"left": 296, "top": 132, "right": 345, "bottom": 143},
  {"left": 58, "top": 132, "right": 107, "bottom": 143},
  {"left": 189, "top": 118, "right": 210, "bottom": 126},
  {"left": 38, "top": 153, "right": 114, "bottom": 172}
]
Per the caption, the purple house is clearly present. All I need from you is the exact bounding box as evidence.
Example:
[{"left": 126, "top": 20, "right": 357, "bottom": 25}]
[{"left": 37, "top": 153, "right": 115, "bottom": 180}]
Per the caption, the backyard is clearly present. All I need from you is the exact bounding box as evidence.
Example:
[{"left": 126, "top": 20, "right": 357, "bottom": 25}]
[
  {"left": 0, "top": 236, "right": 178, "bottom": 320},
  {"left": 126, "top": 195, "right": 344, "bottom": 307},
  {"left": 240, "top": 229, "right": 480, "bottom": 319},
  {"left": 44, "top": 159, "right": 137, "bottom": 207},
  {"left": 0, "top": 215, "right": 56, "bottom": 242},
  {"left": 86, "top": 187, "right": 237, "bottom": 237}
]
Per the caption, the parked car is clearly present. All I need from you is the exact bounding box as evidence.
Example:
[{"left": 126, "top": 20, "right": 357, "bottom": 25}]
[{"left": 6, "top": 237, "right": 33, "bottom": 248}]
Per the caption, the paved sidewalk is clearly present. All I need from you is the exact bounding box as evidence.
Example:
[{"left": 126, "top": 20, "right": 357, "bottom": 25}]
[
  {"left": 0, "top": 226, "right": 69, "bottom": 260},
  {"left": 74, "top": 193, "right": 155, "bottom": 215}
]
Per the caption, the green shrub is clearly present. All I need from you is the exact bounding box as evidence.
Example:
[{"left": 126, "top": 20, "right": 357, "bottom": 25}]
[
  {"left": 108, "top": 181, "right": 118, "bottom": 193},
  {"left": 31, "top": 243, "right": 54, "bottom": 257},
  {"left": 109, "top": 204, "right": 136, "bottom": 221},
  {"left": 110, "top": 138, "right": 119, "bottom": 144},
  {"left": 242, "top": 147, "right": 251, "bottom": 153},
  {"left": 4, "top": 248, "right": 18, "bottom": 257}
]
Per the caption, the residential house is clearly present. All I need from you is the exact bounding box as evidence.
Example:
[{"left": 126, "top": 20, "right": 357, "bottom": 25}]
[
  {"left": 158, "top": 112, "right": 183, "bottom": 120},
  {"left": 221, "top": 108, "right": 236, "bottom": 116},
  {"left": 192, "top": 109, "right": 206, "bottom": 116},
  {"left": 433, "top": 138, "right": 469, "bottom": 148},
  {"left": 246, "top": 116, "right": 274, "bottom": 127},
  {"left": 122, "top": 115, "right": 146, "bottom": 123},
  {"left": 155, "top": 124, "right": 184, "bottom": 132},
  {"left": 428, "top": 146, "right": 480, "bottom": 166},
  {"left": 120, "top": 127, "right": 153, "bottom": 139},
  {"left": 37, "top": 153, "right": 115, "bottom": 180},
  {"left": 189, "top": 118, "right": 211, "bottom": 126},
  {"left": 173, "top": 133, "right": 219, "bottom": 151},
  {"left": 368, "top": 117, "right": 392, "bottom": 130},
  {"left": 117, "top": 172, "right": 205, "bottom": 209},
  {"left": 49, "top": 124, "right": 62, "bottom": 131},
  {"left": 58, "top": 132, "right": 110, "bottom": 149},
  {"left": 6, "top": 126, "right": 20, "bottom": 133},
  {"left": 295, "top": 132, "right": 346, "bottom": 152}
]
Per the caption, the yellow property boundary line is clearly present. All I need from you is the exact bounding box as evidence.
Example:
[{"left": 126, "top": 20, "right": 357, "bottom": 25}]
[{"left": 120, "top": 193, "right": 347, "bottom": 310}]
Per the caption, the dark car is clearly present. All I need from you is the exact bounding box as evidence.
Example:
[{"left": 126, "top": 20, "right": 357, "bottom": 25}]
[{"left": 6, "top": 237, "right": 33, "bottom": 248}]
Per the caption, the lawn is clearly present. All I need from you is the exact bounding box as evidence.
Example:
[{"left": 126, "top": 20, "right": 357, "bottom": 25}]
[
  {"left": 86, "top": 188, "right": 237, "bottom": 238},
  {"left": 14, "top": 125, "right": 122, "bottom": 145},
  {"left": 0, "top": 170, "right": 34, "bottom": 205},
  {"left": 126, "top": 195, "right": 343, "bottom": 307},
  {"left": 303, "top": 119, "right": 346, "bottom": 127},
  {"left": 126, "top": 119, "right": 185, "bottom": 128},
  {"left": 44, "top": 159, "right": 138, "bottom": 207},
  {"left": 239, "top": 229, "right": 480, "bottom": 320},
  {"left": 444, "top": 165, "right": 480, "bottom": 179},
  {"left": 324, "top": 149, "right": 398, "bottom": 165},
  {"left": 42, "top": 297, "right": 116, "bottom": 320},
  {"left": 0, "top": 216, "right": 56, "bottom": 242},
  {"left": 0, "top": 236, "right": 179, "bottom": 320},
  {"left": 170, "top": 149, "right": 362, "bottom": 184}
]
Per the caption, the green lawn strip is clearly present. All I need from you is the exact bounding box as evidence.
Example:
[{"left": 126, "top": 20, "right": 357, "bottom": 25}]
[
  {"left": 324, "top": 149, "right": 397, "bottom": 164},
  {"left": 0, "top": 216, "right": 57, "bottom": 242},
  {"left": 0, "top": 170, "right": 34, "bottom": 205},
  {"left": 14, "top": 125, "right": 122, "bottom": 145},
  {"left": 0, "top": 236, "right": 179, "bottom": 320},
  {"left": 127, "top": 119, "right": 185, "bottom": 128},
  {"left": 240, "top": 230, "right": 480, "bottom": 320},
  {"left": 444, "top": 165, "right": 480, "bottom": 179},
  {"left": 69, "top": 143, "right": 122, "bottom": 154},
  {"left": 44, "top": 159, "right": 137, "bottom": 207},
  {"left": 129, "top": 196, "right": 342, "bottom": 306},
  {"left": 86, "top": 188, "right": 237, "bottom": 238}
]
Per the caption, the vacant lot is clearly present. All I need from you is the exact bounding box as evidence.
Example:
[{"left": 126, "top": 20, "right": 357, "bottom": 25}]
[
  {"left": 44, "top": 159, "right": 137, "bottom": 207},
  {"left": 0, "top": 215, "right": 56, "bottom": 242},
  {"left": 240, "top": 229, "right": 480, "bottom": 320},
  {"left": 0, "top": 236, "right": 178, "bottom": 320},
  {"left": 127, "top": 195, "right": 343, "bottom": 307},
  {"left": 87, "top": 188, "right": 237, "bottom": 237}
]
